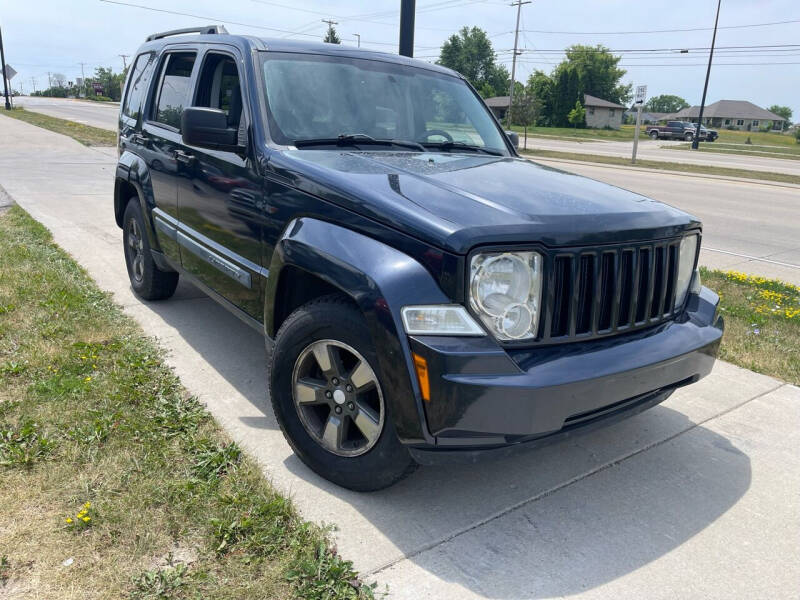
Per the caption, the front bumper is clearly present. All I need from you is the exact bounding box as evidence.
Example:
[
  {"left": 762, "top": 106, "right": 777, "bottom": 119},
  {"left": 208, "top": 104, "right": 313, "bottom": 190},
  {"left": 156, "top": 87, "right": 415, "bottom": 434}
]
[{"left": 406, "top": 286, "right": 723, "bottom": 463}]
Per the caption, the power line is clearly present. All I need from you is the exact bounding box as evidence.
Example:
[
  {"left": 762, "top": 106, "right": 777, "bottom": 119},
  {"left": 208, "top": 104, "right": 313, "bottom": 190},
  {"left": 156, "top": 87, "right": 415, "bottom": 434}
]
[{"left": 517, "top": 18, "right": 800, "bottom": 35}]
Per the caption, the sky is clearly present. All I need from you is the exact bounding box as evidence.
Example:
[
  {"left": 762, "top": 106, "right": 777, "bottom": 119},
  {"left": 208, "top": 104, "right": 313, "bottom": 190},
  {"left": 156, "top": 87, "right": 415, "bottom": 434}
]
[{"left": 2, "top": 0, "right": 798, "bottom": 120}]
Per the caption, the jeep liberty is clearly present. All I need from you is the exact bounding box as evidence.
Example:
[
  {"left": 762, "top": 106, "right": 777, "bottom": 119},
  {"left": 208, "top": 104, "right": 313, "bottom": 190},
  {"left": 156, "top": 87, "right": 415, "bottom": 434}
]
[{"left": 114, "top": 26, "right": 723, "bottom": 491}]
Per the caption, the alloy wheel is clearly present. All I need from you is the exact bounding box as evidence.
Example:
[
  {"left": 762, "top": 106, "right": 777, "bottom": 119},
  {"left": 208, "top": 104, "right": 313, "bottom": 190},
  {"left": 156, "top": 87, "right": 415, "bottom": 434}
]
[
  {"left": 127, "top": 218, "right": 145, "bottom": 283},
  {"left": 291, "top": 339, "right": 385, "bottom": 457}
]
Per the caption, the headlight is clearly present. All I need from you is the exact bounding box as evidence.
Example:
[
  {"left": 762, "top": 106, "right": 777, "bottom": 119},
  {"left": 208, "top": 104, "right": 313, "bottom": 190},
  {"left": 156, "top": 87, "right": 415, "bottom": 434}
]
[
  {"left": 469, "top": 251, "right": 542, "bottom": 340},
  {"left": 401, "top": 305, "right": 485, "bottom": 336},
  {"left": 675, "top": 234, "right": 699, "bottom": 309}
]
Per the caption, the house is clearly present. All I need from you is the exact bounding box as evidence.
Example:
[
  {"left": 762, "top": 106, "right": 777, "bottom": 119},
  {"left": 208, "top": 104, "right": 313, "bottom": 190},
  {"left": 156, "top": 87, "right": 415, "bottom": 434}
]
[
  {"left": 584, "top": 94, "right": 626, "bottom": 129},
  {"left": 663, "top": 100, "right": 785, "bottom": 131},
  {"left": 484, "top": 96, "right": 510, "bottom": 120},
  {"left": 623, "top": 109, "right": 670, "bottom": 125}
]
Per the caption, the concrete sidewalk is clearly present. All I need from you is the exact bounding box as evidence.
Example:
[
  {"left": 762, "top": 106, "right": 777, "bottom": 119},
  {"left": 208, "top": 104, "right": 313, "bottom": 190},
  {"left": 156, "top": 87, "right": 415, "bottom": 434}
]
[{"left": 1, "top": 114, "right": 798, "bottom": 599}]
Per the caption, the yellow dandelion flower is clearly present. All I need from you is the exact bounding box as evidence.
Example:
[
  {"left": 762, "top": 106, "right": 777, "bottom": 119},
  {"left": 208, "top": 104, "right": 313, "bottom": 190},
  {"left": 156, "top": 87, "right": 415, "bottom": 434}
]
[
  {"left": 82, "top": 516, "right": 90, "bottom": 522},
  {"left": 84, "top": 502, "right": 91, "bottom": 509},
  {"left": 66, "top": 517, "right": 73, "bottom": 524},
  {"left": 84, "top": 376, "right": 92, "bottom": 382}
]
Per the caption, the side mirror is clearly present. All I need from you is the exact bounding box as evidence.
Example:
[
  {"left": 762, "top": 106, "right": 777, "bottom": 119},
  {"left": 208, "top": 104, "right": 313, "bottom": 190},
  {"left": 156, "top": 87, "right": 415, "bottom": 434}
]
[
  {"left": 505, "top": 130, "right": 519, "bottom": 149},
  {"left": 181, "top": 107, "right": 241, "bottom": 152}
]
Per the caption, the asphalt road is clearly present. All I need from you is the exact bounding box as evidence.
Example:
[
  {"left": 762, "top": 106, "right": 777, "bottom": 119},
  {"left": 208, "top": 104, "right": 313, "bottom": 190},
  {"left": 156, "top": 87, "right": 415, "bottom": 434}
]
[
  {"left": 535, "top": 158, "right": 800, "bottom": 285},
  {"left": 15, "top": 95, "right": 119, "bottom": 130},
  {"left": 521, "top": 135, "right": 800, "bottom": 177},
  {"left": 2, "top": 113, "right": 800, "bottom": 600}
]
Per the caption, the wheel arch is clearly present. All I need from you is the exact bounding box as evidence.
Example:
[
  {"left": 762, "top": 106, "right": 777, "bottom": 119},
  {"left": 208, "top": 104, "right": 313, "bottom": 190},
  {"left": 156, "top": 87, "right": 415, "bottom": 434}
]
[{"left": 265, "top": 217, "right": 451, "bottom": 445}]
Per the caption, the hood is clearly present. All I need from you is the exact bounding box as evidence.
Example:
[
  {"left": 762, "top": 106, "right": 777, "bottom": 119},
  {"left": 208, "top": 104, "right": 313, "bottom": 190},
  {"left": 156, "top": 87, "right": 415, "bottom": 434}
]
[{"left": 269, "top": 150, "right": 699, "bottom": 254}]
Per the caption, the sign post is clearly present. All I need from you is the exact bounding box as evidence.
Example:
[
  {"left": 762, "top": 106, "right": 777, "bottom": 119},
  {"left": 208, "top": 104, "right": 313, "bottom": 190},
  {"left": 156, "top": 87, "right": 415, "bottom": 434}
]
[
  {"left": 0, "top": 26, "right": 11, "bottom": 110},
  {"left": 631, "top": 85, "right": 647, "bottom": 164}
]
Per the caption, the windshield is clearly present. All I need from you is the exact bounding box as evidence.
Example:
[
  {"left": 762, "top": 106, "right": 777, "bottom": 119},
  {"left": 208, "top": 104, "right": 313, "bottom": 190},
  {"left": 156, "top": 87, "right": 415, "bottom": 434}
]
[{"left": 260, "top": 52, "right": 508, "bottom": 154}]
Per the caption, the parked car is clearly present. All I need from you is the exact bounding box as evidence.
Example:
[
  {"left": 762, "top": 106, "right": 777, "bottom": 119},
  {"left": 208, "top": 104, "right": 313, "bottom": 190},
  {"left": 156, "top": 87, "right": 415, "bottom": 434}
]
[
  {"left": 114, "top": 26, "right": 723, "bottom": 491},
  {"left": 647, "top": 121, "right": 718, "bottom": 141}
]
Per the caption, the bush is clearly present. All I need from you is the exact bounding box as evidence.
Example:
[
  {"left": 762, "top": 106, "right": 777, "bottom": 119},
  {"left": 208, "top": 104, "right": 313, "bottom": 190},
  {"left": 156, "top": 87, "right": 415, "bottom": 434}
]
[
  {"left": 86, "top": 95, "right": 113, "bottom": 102},
  {"left": 745, "top": 136, "right": 752, "bottom": 145},
  {"left": 795, "top": 129, "right": 800, "bottom": 144}
]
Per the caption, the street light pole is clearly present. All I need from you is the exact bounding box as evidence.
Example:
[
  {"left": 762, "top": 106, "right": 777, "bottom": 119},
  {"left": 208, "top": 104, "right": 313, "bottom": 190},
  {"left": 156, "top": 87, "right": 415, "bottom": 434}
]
[
  {"left": 399, "top": 0, "right": 415, "bottom": 57},
  {"left": 692, "top": 0, "right": 721, "bottom": 150},
  {"left": 353, "top": 33, "right": 361, "bottom": 48},
  {"left": 0, "top": 25, "right": 11, "bottom": 110}
]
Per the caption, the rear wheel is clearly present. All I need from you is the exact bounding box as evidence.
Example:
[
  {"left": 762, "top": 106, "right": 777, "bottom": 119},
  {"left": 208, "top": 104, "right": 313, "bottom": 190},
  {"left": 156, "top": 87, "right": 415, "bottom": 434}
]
[
  {"left": 684, "top": 132, "right": 694, "bottom": 141},
  {"left": 123, "top": 199, "right": 178, "bottom": 300},
  {"left": 269, "top": 295, "right": 416, "bottom": 491}
]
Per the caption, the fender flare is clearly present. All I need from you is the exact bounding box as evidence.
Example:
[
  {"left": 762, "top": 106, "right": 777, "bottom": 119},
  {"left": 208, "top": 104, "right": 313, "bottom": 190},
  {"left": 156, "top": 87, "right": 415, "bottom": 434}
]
[
  {"left": 265, "top": 217, "right": 451, "bottom": 444},
  {"left": 115, "top": 150, "right": 161, "bottom": 251}
]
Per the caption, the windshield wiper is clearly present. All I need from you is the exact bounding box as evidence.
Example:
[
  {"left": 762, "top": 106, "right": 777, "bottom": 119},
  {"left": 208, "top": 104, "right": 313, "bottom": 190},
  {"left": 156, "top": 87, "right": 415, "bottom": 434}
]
[
  {"left": 294, "top": 133, "right": 426, "bottom": 151},
  {"left": 421, "top": 141, "right": 504, "bottom": 156}
]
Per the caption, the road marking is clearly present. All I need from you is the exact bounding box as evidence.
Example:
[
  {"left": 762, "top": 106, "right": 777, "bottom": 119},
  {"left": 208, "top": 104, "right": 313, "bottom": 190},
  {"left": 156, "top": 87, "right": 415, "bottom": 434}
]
[{"left": 704, "top": 247, "right": 800, "bottom": 270}]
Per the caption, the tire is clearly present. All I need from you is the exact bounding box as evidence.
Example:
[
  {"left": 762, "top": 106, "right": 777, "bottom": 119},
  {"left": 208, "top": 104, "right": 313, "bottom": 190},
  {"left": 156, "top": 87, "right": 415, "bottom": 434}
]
[
  {"left": 269, "top": 295, "right": 416, "bottom": 491},
  {"left": 684, "top": 132, "right": 693, "bottom": 141},
  {"left": 122, "top": 199, "right": 179, "bottom": 301},
  {"left": 649, "top": 131, "right": 659, "bottom": 140}
]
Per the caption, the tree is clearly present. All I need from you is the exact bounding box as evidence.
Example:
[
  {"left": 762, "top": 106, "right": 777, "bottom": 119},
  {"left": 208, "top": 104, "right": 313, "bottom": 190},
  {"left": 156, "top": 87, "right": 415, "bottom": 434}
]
[
  {"left": 768, "top": 105, "right": 792, "bottom": 130},
  {"left": 438, "top": 26, "right": 509, "bottom": 98},
  {"left": 510, "top": 91, "right": 541, "bottom": 148},
  {"left": 524, "top": 44, "right": 630, "bottom": 127},
  {"left": 567, "top": 99, "right": 585, "bottom": 128},
  {"left": 323, "top": 24, "right": 341, "bottom": 44},
  {"left": 646, "top": 94, "right": 689, "bottom": 113},
  {"left": 91, "top": 66, "right": 126, "bottom": 101},
  {"left": 51, "top": 73, "right": 67, "bottom": 88},
  {"left": 558, "top": 44, "right": 631, "bottom": 106}
]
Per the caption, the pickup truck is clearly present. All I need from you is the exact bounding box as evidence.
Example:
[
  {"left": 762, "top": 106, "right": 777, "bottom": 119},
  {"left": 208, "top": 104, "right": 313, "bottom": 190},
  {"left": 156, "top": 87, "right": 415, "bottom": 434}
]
[
  {"left": 114, "top": 26, "right": 723, "bottom": 490},
  {"left": 647, "top": 121, "right": 718, "bottom": 142}
]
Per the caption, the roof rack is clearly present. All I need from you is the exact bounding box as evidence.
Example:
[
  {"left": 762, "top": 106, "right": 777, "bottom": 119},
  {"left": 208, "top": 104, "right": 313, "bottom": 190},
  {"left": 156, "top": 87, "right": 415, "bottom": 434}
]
[{"left": 145, "top": 25, "right": 228, "bottom": 42}]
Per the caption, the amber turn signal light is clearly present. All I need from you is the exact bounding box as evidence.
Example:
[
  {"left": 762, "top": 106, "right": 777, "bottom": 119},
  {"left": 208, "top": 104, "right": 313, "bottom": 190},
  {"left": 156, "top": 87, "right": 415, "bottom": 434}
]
[{"left": 412, "top": 352, "right": 431, "bottom": 402}]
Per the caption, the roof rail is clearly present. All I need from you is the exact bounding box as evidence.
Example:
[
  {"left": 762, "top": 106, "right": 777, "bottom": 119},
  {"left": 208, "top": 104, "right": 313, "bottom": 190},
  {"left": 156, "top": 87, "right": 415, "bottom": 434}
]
[{"left": 145, "top": 25, "right": 228, "bottom": 42}]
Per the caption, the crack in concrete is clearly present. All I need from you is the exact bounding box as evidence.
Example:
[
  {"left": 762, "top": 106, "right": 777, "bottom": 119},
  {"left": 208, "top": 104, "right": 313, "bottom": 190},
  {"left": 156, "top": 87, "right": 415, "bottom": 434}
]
[{"left": 367, "top": 381, "right": 786, "bottom": 577}]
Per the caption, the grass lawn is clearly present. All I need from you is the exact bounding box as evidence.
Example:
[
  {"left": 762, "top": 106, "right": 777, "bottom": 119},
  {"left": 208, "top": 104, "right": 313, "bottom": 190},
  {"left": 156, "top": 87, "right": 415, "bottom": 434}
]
[
  {"left": 0, "top": 205, "right": 374, "bottom": 599},
  {"left": 521, "top": 148, "right": 800, "bottom": 186},
  {"left": 667, "top": 141, "right": 800, "bottom": 161},
  {"left": 509, "top": 124, "right": 640, "bottom": 142},
  {"left": 701, "top": 268, "right": 800, "bottom": 385},
  {"left": 2, "top": 107, "right": 116, "bottom": 146}
]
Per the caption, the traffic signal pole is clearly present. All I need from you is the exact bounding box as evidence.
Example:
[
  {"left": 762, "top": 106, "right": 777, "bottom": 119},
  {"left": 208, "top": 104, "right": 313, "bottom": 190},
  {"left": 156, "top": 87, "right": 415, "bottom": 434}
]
[
  {"left": 0, "top": 26, "right": 11, "bottom": 110},
  {"left": 692, "top": 0, "right": 721, "bottom": 150},
  {"left": 399, "top": 0, "right": 415, "bottom": 57}
]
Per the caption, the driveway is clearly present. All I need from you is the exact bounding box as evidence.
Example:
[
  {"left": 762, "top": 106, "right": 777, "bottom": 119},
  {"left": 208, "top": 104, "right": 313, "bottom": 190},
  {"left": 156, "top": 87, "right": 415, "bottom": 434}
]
[{"left": 1, "top": 114, "right": 798, "bottom": 599}]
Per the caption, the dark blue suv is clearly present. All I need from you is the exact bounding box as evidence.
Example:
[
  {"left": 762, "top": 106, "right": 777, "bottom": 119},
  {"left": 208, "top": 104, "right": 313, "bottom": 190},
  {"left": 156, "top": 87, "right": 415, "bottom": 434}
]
[{"left": 114, "top": 26, "right": 723, "bottom": 490}]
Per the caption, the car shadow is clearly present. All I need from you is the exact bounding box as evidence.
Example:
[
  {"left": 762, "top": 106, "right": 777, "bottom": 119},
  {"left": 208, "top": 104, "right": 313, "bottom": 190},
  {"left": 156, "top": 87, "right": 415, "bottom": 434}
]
[{"left": 144, "top": 281, "right": 751, "bottom": 598}]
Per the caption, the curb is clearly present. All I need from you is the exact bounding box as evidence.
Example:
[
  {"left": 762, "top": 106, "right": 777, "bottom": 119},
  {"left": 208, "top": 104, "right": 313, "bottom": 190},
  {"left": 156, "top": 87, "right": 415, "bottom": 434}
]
[{"left": 525, "top": 155, "right": 800, "bottom": 190}]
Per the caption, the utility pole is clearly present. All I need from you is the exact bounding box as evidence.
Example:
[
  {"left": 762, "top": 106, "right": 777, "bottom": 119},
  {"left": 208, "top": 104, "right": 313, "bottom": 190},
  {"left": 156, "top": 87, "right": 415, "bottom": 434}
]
[
  {"left": 506, "top": 0, "right": 530, "bottom": 126},
  {"left": 0, "top": 25, "right": 11, "bottom": 109},
  {"left": 321, "top": 18, "right": 338, "bottom": 42},
  {"left": 30, "top": 76, "right": 36, "bottom": 94},
  {"left": 79, "top": 62, "right": 87, "bottom": 98},
  {"left": 119, "top": 54, "right": 129, "bottom": 70},
  {"left": 353, "top": 33, "right": 361, "bottom": 48},
  {"left": 398, "top": 0, "right": 415, "bottom": 57},
  {"left": 47, "top": 72, "right": 52, "bottom": 88},
  {"left": 692, "top": 0, "right": 721, "bottom": 150}
]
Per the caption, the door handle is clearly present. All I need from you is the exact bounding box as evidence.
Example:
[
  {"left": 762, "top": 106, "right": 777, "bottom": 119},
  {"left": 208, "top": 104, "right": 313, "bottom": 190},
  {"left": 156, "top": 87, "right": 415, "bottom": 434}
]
[
  {"left": 174, "top": 150, "right": 195, "bottom": 165},
  {"left": 132, "top": 133, "right": 149, "bottom": 145}
]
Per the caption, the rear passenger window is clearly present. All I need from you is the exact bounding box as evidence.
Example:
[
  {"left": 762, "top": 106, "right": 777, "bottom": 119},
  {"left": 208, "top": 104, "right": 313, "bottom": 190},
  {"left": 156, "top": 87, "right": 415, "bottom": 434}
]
[
  {"left": 153, "top": 52, "right": 196, "bottom": 130},
  {"left": 123, "top": 52, "right": 155, "bottom": 120}
]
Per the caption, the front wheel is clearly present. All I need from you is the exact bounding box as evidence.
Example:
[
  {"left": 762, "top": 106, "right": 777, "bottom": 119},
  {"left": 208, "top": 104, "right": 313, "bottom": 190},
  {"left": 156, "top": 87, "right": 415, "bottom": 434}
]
[
  {"left": 649, "top": 131, "right": 659, "bottom": 140},
  {"left": 684, "top": 132, "right": 694, "bottom": 141},
  {"left": 269, "top": 295, "right": 416, "bottom": 491}
]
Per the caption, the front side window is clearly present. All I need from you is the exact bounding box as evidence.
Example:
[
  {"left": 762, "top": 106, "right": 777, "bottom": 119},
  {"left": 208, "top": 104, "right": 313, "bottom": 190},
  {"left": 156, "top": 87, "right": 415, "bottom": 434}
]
[
  {"left": 153, "top": 52, "right": 196, "bottom": 130},
  {"left": 123, "top": 52, "right": 156, "bottom": 120},
  {"left": 260, "top": 52, "right": 508, "bottom": 154}
]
